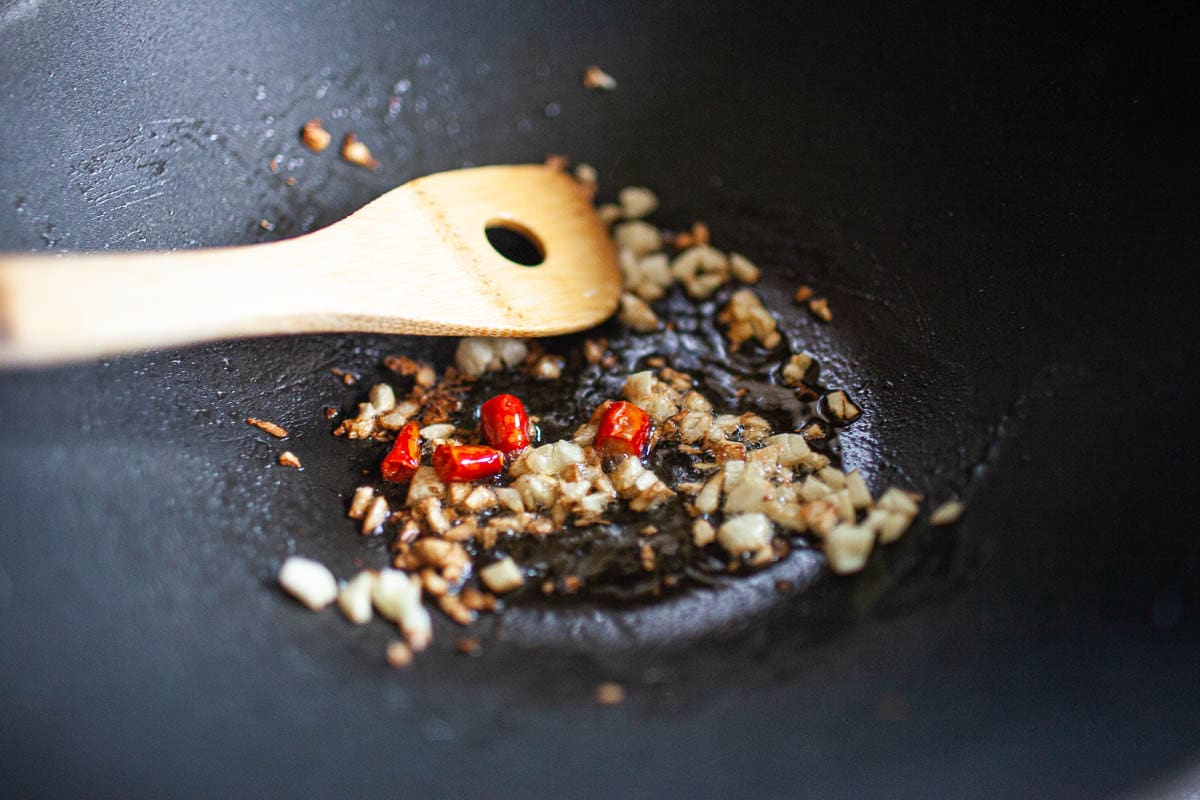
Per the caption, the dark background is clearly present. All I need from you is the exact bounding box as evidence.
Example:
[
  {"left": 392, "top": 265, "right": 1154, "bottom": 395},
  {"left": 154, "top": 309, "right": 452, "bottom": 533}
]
[{"left": 1, "top": 1, "right": 1197, "bottom": 797}]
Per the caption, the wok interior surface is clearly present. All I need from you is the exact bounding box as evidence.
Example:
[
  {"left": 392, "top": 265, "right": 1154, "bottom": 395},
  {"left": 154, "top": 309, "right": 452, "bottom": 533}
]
[{"left": 1, "top": 2, "right": 1197, "bottom": 797}]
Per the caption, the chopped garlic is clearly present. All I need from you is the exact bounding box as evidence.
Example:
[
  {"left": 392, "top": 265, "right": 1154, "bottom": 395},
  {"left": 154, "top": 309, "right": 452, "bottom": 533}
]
[
  {"left": 694, "top": 472, "right": 724, "bottom": 514},
  {"left": 338, "top": 571, "right": 376, "bottom": 625},
  {"left": 463, "top": 485, "right": 498, "bottom": 513},
  {"left": 551, "top": 441, "right": 586, "bottom": 470},
  {"left": 420, "top": 423, "right": 457, "bottom": 441},
  {"left": 622, "top": 370, "right": 681, "bottom": 423},
  {"left": 405, "top": 467, "right": 445, "bottom": 506},
  {"left": 372, "top": 568, "right": 431, "bottom": 650},
  {"left": 798, "top": 475, "right": 832, "bottom": 502},
  {"left": 341, "top": 133, "right": 380, "bottom": 170},
  {"left": 670, "top": 245, "right": 730, "bottom": 299},
  {"left": 781, "top": 353, "right": 814, "bottom": 386},
  {"left": 863, "top": 508, "right": 891, "bottom": 533},
  {"left": 300, "top": 119, "right": 331, "bottom": 152},
  {"left": 717, "top": 513, "right": 773, "bottom": 556},
  {"left": 377, "top": 407, "right": 411, "bottom": 431},
  {"left": 845, "top": 470, "right": 873, "bottom": 509},
  {"left": 582, "top": 64, "right": 618, "bottom": 91},
  {"left": 619, "top": 248, "right": 643, "bottom": 287},
  {"left": 877, "top": 512, "right": 914, "bottom": 544},
  {"left": 595, "top": 681, "right": 626, "bottom": 705},
  {"left": 729, "top": 252, "right": 761, "bottom": 283},
  {"left": 454, "top": 337, "right": 529, "bottom": 379},
  {"left": 818, "top": 467, "right": 847, "bottom": 491},
  {"left": 769, "top": 433, "right": 812, "bottom": 467},
  {"left": 574, "top": 162, "right": 598, "bottom": 191},
  {"left": 597, "top": 203, "right": 622, "bottom": 226},
  {"left": 513, "top": 473, "right": 558, "bottom": 510},
  {"left": 628, "top": 476, "right": 674, "bottom": 511},
  {"left": 614, "top": 221, "right": 662, "bottom": 256},
  {"left": 454, "top": 338, "right": 495, "bottom": 379},
  {"left": 718, "top": 288, "right": 781, "bottom": 349},
  {"left": 808, "top": 297, "right": 833, "bottom": 322},
  {"left": 766, "top": 501, "right": 806, "bottom": 532},
  {"left": 801, "top": 499, "right": 839, "bottom": 537},
  {"left": 825, "top": 524, "right": 875, "bottom": 574},
  {"left": 678, "top": 409, "right": 711, "bottom": 444},
  {"left": 609, "top": 456, "right": 647, "bottom": 495},
  {"left": 494, "top": 339, "right": 528, "bottom": 369},
  {"left": 824, "top": 390, "right": 862, "bottom": 423},
  {"left": 670, "top": 245, "right": 727, "bottom": 282},
  {"left": 414, "top": 497, "right": 451, "bottom": 534},
  {"left": 723, "top": 465, "right": 775, "bottom": 513},
  {"left": 495, "top": 486, "right": 525, "bottom": 513},
  {"left": 618, "top": 186, "right": 659, "bottom": 219},
  {"left": 573, "top": 422, "right": 598, "bottom": 446},
  {"left": 368, "top": 383, "right": 396, "bottom": 413},
  {"left": 247, "top": 417, "right": 289, "bottom": 438},
  {"left": 361, "top": 495, "right": 390, "bottom": 534},
  {"left": 386, "top": 641, "right": 413, "bottom": 668},
  {"left": 877, "top": 487, "right": 921, "bottom": 516},
  {"left": 531, "top": 354, "right": 564, "bottom": 380},
  {"left": 480, "top": 557, "right": 525, "bottom": 594},
  {"left": 510, "top": 440, "right": 584, "bottom": 477},
  {"left": 619, "top": 293, "right": 659, "bottom": 332},
  {"left": 639, "top": 253, "right": 672, "bottom": 287},
  {"left": 347, "top": 486, "right": 374, "bottom": 519},
  {"left": 577, "top": 491, "right": 613, "bottom": 516},
  {"left": 279, "top": 557, "right": 339, "bottom": 611},
  {"left": 559, "top": 479, "right": 590, "bottom": 503},
  {"left": 930, "top": 500, "right": 965, "bottom": 525},
  {"left": 830, "top": 489, "right": 856, "bottom": 523}
]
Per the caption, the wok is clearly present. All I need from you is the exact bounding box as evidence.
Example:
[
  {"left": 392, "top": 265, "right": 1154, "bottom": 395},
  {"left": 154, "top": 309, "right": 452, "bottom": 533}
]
[{"left": 1, "top": 1, "right": 1197, "bottom": 797}]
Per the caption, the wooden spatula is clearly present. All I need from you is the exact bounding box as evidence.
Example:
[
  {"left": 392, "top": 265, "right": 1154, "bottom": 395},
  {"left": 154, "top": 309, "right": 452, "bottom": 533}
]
[{"left": 0, "top": 164, "right": 621, "bottom": 366}]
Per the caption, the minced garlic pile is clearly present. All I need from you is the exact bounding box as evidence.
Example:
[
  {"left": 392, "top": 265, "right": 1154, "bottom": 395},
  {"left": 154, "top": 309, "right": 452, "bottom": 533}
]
[{"left": 278, "top": 164, "right": 948, "bottom": 665}]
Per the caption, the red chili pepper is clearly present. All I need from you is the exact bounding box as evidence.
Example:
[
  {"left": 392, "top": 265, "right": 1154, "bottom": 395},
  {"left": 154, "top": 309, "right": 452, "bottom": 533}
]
[
  {"left": 381, "top": 421, "right": 421, "bottom": 483},
  {"left": 433, "top": 444, "right": 504, "bottom": 482},
  {"left": 593, "top": 400, "right": 652, "bottom": 459},
  {"left": 479, "top": 393, "right": 531, "bottom": 456}
]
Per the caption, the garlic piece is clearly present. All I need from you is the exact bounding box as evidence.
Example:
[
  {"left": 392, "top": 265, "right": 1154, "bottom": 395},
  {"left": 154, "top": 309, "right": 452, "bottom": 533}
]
[
  {"left": 347, "top": 486, "right": 374, "bottom": 519},
  {"left": 729, "top": 252, "right": 761, "bottom": 283},
  {"left": 824, "top": 524, "right": 875, "bottom": 574},
  {"left": 338, "top": 571, "right": 377, "bottom": 625},
  {"left": 582, "top": 64, "right": 618, "bottom": 91},
  {"left": 480, "top": 557, "right": 525, "bottom": 594},
  {"left": 930, "top": 500, "right": 965, "bottom": 526},
  {"left": 278, "top": 557, "right": 339, "bottom": 611},
  {"left": 618, "top": 186, "right": 659, "bottom": 219},
  {"left": 717, "top": 512, "right": 773, "bottom": 556}
]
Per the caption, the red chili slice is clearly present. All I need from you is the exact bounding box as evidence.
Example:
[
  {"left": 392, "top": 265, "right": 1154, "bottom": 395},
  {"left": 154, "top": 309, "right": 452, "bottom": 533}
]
[
  {"left": 479, "top": 393, "right": 531, "bottom": 456},
  {"left": 381, "top": 421, "right": 421, "bottom": 483},
  {"left": 433, "top": 444, "right": 504, "bottom": 482},
  {"left": 594, "top": 400, "right": 652, "bottom": 459}
]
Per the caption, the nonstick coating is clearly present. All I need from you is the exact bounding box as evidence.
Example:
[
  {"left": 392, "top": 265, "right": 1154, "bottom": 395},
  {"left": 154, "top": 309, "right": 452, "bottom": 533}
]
[{"left": 2, "top": 2, "right": 1197, "bottom": 798}]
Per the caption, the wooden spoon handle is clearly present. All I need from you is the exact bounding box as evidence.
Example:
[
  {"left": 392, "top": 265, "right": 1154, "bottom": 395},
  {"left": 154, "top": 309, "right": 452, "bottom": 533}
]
[
  {"left": 0, "top": 239, "right": 330, "bottom": 365},
  {"left": 0, "top": 165, "right": 621, "bottom": 366}
]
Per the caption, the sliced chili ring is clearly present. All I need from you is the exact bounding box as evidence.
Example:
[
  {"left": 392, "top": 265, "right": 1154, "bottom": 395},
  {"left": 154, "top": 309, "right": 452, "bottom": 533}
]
[
  {"left": 432, "top": 444, "right": 504, "bottom": 482},
  {"left": 479, "top": 393, "right": 531, "bottom": 456},
  {"left": 381, "top": 421, "right": 421, "bottom": 483},
  {"left": 593, "top": 400, "right": 652, "bottom": 459}
]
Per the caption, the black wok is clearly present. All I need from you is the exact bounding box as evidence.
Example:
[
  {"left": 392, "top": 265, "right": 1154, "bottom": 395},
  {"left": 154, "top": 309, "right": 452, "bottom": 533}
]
[{"left": 1, "top": 1, "right": 1197, "bottom": 797}]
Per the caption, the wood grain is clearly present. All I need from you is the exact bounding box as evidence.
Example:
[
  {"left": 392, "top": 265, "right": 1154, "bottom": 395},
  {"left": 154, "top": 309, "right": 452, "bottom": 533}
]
[{"left": 0, "top": 165, "right": 621, "bottom": 365}]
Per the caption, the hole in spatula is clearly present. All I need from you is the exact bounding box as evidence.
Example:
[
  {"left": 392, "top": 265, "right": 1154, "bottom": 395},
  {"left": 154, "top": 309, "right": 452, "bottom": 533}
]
[{"left": 485, "top": 220, "right": 545, "bottom": 266}]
